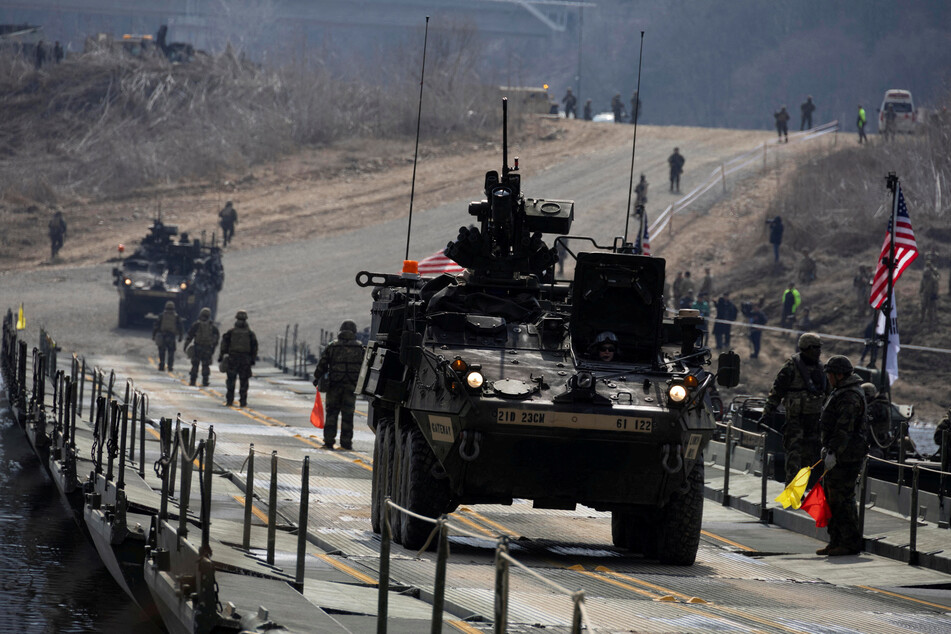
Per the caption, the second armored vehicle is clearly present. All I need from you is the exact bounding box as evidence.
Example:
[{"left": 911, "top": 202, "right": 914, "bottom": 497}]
[
  {"left": 113, "top": 219, "right": 224, "bottom": 327},
  {"left": 355, "top": 103, "right": 739, "bottom": 565}
]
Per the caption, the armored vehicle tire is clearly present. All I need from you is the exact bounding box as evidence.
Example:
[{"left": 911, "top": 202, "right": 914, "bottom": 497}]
[
  {"left": 370, "top": 421, "right": 390, "bottom": 534},
  {"left": 384, "top": 422, "right": 403, "bottom": 543},
  {"left": 400, "top": 426, "right": 451, "bottom": 550},
  {"left": 656, "top": 459, "right": 704, "bottom": 566}
]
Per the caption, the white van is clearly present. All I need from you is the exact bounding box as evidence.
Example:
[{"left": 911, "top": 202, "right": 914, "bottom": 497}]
[{"left": 878, "top": 89, "right": 916, "bottom": 134}]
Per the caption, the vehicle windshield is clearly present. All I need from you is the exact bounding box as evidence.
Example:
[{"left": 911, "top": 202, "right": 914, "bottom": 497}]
[{"left": 885, "top": 102, "right": 913, "bottom": 113}]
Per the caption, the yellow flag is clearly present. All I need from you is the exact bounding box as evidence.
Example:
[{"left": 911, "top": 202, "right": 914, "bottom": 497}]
[
  {"left": 774, "top": 466, "right": 811, "bottom": 509},
  {"left": 16, "top": 303, "right": 25, "bottom": 330}
]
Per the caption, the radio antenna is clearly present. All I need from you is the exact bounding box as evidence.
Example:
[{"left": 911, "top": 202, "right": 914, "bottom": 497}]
[
  {"left": 404, "top": 16, "right": 431, "bottom": 262},
  {"left": 623, "top": 31, "right": 645, "bottom": 245}
]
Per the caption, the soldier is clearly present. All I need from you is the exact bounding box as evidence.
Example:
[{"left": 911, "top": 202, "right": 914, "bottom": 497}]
[
  {"left": 53, "top": 41, "right": 64, "bottom": 63},
  {"left": 48, "top": 209, "right": 67, "bottom": 259},
  {"left": 219, "top": 310, "right": 258, "bottom": 407},
  {"left": 699, "top": 267, "right": 713, "bottom": 298},
  {"left": 713, "top": 291, "right": 738, "bottom": 350},
  {"left": 668, "top": 147, "right": 685, "bottom": 193},
  {"left": 671, "top": 271, "right": 683, "bottom": 309},
  {"left": 679, "top": 270, "right": 695, "bottom": 308},
  {"left": 774, "top": 105, "right": 790, "bottom": 143},
  {"left": 857, "top": 104, "right": 868, "bottom": 144},
  {"left": 760, "top": 332, "right": 827, "bottom": 484},
  {"left": 747, "top": 301, "right": 767, "bottom": 359},
  {"left": 152, "top": 301, "right": 184, "bottom": 372},
  {"left": 853, "top": 265, "right": 870, "bottom": 309},
  {"left": 588, "top": 331, "right": 619, "bottom": 362},
  {"left": 313, "top": 320, "right": 365, "bottom": 450},
  {"left": 767, "top": 215, "right": 784, "bottom": 264},
  {"left": 863, "top": 382, "right": 892, "bottom": 458},
  {"left": 35, "top": 40, "right": 46, "bottom": 68},
  {"left": 183, "top": 307, "right": 219, "bottom": 387},
  {"left": 798, "top": 249, "right": 816, "bottom": 284},
  {"left": 218, "top": 201, "right": 238, "bottom": 246},
  {"left": 583, "top": 99, "right": 593, "bottom": 121},
  {"left": 934, "top": 408, "right": 950, "bottom": 461},
  {"left": 800, "top": 95, "right": 815, "bottom": 130},
  {"left": 859, "top": 318, "right": 878, "bottom": 368},
  {"left": 611, "top": 93, "right": 625, "bottom": 123},
  {"left": 920, "top": 256, "right": 939, "bottom": 323},
  {"left": 561, "top": 88, "right": 577, "bottom": 119},
  {"left": 883, "top": 103, "right": 897, "bottom": 140},
  {"left": 630, "top": 91, "right": 642, "bottom": 124},
  {"left": 634, "top": 174, "right": 648, "bottom": 208},
  {"left": 817, "top": 355, "right": 868, "bottom": 556}
]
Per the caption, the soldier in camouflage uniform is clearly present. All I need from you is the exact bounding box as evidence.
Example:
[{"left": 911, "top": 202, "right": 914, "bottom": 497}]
[
  {"left": 934, "top": 408, "right": 950, "bottom": 461},
  {"left": 919, "top": 256, "right": 939, "bottom": 324},
  {"left": 184, "top": 307, "right": 219, "bottom": 387},
  {"left": 817, "top": 355, "right": 868, "bottom": 557},
  {"left": 152, "top": 301, "right": 184, "bottom": 371},
  {"left": 760, "top": 332, "right": 828, "bottom": 484},
  {"left": 313, "top": 320, "right": 365, "bottom": 450},
  {"left": 219, "top": 310, "right": 258, "bottom": 407}
]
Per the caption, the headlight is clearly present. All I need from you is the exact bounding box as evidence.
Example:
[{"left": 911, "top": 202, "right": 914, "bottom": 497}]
[
  {"left": 668, "top": 384, "right": 688, "bottom": 403},
  {"left": 179, "top": 282, "right": 188, "bottom": 290},
  {"left": 124, "top": 278, "right": 132, "bottom": 286},
  {"left": 450, "top": 357, "right": 467, "bottom": 373},
  {"left": 466, "top": 371, "right": 484, "bottom": 389}
]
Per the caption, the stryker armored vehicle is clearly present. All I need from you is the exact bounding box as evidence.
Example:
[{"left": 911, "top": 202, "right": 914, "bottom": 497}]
[
  {"left": 112, "top": 219, "right": 224, "bottom": 327},
  {"left": 355, "top": 102, "right": 739, "bottom": 565}
]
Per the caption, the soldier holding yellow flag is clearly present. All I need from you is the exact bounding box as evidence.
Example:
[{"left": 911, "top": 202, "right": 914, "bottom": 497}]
[{"left": 817, "top": 355, "right": 868, "bottom": 557}]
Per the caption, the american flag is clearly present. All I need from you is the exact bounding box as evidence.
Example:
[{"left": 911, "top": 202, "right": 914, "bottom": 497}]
[
  {"left": 418, "top": 250, "right": 465, "bottom": 275},
  {"left": 869, "top": 184, "right": 918, "bottom": 309},
  {"left": 634, "top": 210, "right": 651, "bottom": 256}
]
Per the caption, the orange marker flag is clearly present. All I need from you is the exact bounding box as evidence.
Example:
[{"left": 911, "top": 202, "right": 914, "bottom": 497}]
[
  {"left": 310, "top": 389, "right": 325, "bottom": 429},
  {"left": 801, "top": 483, "right": 832, "bottom": 527}
]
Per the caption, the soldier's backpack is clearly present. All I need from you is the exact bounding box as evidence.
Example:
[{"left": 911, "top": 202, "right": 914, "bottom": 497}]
[
  {"left": 229, "top": 328, "right": 251, "bottom": 354},
  {"left": 159, "top": 311, "right": 178, "bottom": 333},
  {"left": 195, "top": 321, "right": 215, "bottom": 347}
]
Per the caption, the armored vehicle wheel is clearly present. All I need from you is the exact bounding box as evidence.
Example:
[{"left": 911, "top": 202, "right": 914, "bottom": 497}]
[
  {"left": 400, "top": 426, "right": 451, "bottom": 550},
  {"left": 383, "top": 422, "right": 403, "bottom": 544},
  {"left": 655, "top": 459, "right": 704, "bottom": 566},
  {"left": 118, "top": 301, "right": 129, "bottom": 328},
  {"left": 370, "top": 421, "right": 390, "bottom": 534}
]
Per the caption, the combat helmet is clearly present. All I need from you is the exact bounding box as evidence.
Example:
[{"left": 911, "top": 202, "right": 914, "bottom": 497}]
[
  {"left": 594, "top": 331, "right": 618, "bottom": 345},
  {"left": 235, "top": 310, "right": 248, "bottom": 321},
  {"left": 824, "top": 355, "right": 853, "bottom": 375},
  {"left": 199, "top": 307, "right": 211, "bottom": 319},
  {"left": 164, "top": 300, "right": 175, "bottom": 311},
  {"left": 340, "top": 320, "right": 357, "bottom": 333},
  {"left": 798, "top": 332, "right": 821, "bottom": 350},
  {"left": 861, "top": 382, "right": 878, "bottom": 400}
]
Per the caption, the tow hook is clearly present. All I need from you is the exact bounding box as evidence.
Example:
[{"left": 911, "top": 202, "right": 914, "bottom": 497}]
[
  {"left": 661, "top": 443, "right": 683, "bottom": 474},
  {"left": 459, "top": 430, "right": 482, "bottom": 462}
]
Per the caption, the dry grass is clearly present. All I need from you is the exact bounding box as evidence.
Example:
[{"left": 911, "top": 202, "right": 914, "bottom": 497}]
[{"left": 0, "top": 35, "right": 503, "bottom": 204}]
